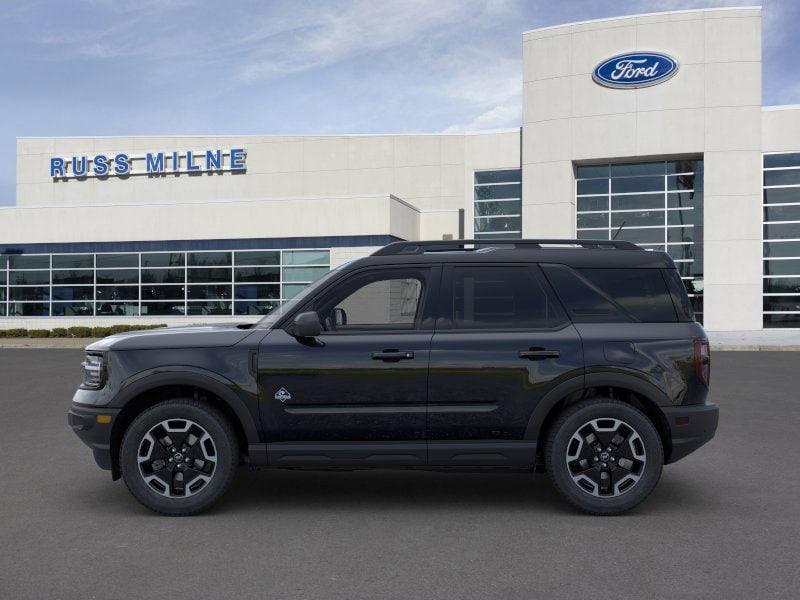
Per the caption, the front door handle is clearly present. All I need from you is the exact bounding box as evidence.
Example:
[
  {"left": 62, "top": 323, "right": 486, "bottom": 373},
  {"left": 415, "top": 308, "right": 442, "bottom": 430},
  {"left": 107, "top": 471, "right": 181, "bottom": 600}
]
[
  {"left": 519, "top": 349, "right": 560, "bottom": 360},
  {"left": 372, "top": 350, "right": 415, "bottom": 362}
]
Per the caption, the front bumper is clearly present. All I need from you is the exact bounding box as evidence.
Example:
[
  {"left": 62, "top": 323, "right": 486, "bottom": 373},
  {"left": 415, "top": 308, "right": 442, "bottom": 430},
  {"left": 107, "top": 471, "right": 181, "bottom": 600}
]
[
  {"left": 67, "top": 404, "right": 120, "bottom": 471},
  {"left": 662, "top": 401, "right": 719, "bottom": 464}
]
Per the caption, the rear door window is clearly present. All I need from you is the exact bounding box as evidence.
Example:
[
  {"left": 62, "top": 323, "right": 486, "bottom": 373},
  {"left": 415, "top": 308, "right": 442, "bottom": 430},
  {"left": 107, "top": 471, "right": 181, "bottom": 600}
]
[
  {"left": 576, "top": 268, "right": 677, "bottom": 322},
  {"left": 541, "top": 264, "right": 629, "bottom": 323}
]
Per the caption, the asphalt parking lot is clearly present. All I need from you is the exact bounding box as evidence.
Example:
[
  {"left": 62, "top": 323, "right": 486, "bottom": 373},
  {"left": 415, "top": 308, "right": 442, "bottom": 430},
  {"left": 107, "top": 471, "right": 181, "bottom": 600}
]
[{"left": 0, "top": 349, "right": 798, "bottom": 599}]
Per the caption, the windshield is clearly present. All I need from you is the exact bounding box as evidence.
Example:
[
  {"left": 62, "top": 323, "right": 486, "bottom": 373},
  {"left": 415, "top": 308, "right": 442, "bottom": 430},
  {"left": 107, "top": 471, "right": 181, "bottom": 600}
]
[{"left": 255, "top": 264, "right": 347, "bottom": 329}]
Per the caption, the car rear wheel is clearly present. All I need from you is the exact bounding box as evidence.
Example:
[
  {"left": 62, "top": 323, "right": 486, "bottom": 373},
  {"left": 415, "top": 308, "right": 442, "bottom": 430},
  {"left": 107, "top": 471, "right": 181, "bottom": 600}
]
[
  {"left": 545, "top": 398, "right": 663, "bottom": 515},
  {"left": 120, "top": 399, "right": 239, "bottom": 516}
]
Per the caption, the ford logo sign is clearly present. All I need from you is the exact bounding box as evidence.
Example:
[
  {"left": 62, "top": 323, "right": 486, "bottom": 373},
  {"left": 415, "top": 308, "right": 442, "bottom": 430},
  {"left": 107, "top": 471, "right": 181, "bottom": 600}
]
[{"left": 593, "top": 52, "right": 679, "bottom": 89}]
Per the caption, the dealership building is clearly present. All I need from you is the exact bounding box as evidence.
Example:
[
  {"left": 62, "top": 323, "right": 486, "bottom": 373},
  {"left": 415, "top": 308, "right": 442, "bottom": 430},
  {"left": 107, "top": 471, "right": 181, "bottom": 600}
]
[{"left": 2, "top": 5, "right": 799, "bottom": 332}]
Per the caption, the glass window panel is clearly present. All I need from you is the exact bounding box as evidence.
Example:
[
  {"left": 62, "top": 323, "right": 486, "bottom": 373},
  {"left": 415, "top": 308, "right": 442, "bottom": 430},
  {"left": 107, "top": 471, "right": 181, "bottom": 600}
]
[
  {"left": 612, "top": 194, "right": 664, "bottom": 210},
  {"left": 764, "top": 169, "right": 800, "bottom": 187},
  {"left": 141, "top": 253, "right": 185, "bottom": 268},
  {"left": 96, "top": 302, "right": 138, "bottom": 316},
  {"left": 667, "top": 209, "right": 698, "bottom": 226},
  {"left": 765, "top": 153, "right": 800, "bottom": 168},
  {"left": 186, "top": 301, "right": 232, "bottom": 315},
  {"left": 52, "top": 286, "right": 94, "bottom": 301},
  {"left": 474, "top": 184, "right": 521, "bottom": 200},
  {"left": 187, "top": 285, "right": 232, "bottom": 300},
  {"left": 764, "top": 205, "right": 800, "bottom": 222},
  {"left": 763, "top": 277, "right": 800, "bottom": 294},
  {"left": 96, "top": 253, "right": 138, "bottom": 268},
  {"left": 764, "top": 223, "right": 800, "bottom": 240},
  {"left": 764, "top": 241, "right": 800, "bottom": 258},
  {"left": 283, "top": 283, "right": 308, "bottom": 300},
  {"left": 8, "top": 302, "right": 49, "bottom": 316},
  {"left": 234, "top": 284, "right": 280, "bottom": 300},
  {"left": 668, "top": 227, "right": 694, "bottom": 243},
  {"left": 282, "top": 250, "right": 329, "bottom": 266},
  {"left": 474, "top": 232, "right": 522, "bottom": 240},
  {"left": 234, "top": 251, "right": 279, "bottom": 266},
  {"left": 611, "top": 210, "right": 664, "bottom": 228},
  {"left": 52, "top": 270, "right": 93, "bottom": 284},
  {"left": 474, "top": 170, "right": 520, "bottom": 184},
  {"left": 0, "top": 288, "right": 5, "bottom": 302},
  {"left": 0, "top": 304, "right": 5, "bottom": 316},
  {"left": 576, "top": 164, "right": 609, "bottom": 178},
  {"left": 577, "top": 213, "right": 608, "bottom": 229},
  {"left": 234, "top": 301, "right": 280, "bottom": 315},
  {"left": 96, "top": 269, "right": 138, "bottom": 284},
  {"left": 577, "top": 229, "right": 609, "bottom": 240},
  {"left": 577, "top": 268, "right": 677, "bottom": 322},
  {"left": 668, "top": 191, "right": 702, "bottom": 209},
  {"left": 142, "top": 285, "right": 185, "bottom": 301},
  {"left": 611, "top": 162, "right": 664, "bottom": 177},
  {"left": 188, "top": 251, "right": 231, "bottom": 267},
  {"left": 187, "top": 268, "right": 231, "bottom": 283},
  {"left": 611, "top": 176, "right": 664, "bottom": 194},
  {"left": 9, "top": 271, "right": 49, "bottom": 285},
  {"left": 542, "top": 265, "right": 628, "bottom": 323},
  {"left": 667, "top": 160, "right": 701, "bottom": 174},
  {"left": 141, "top": 302, "right": 186, "bottom": 316},
  {"left": 234, "top": 267, "right": 280, "bottom": 283},
  {"left": 52, "top": 302, "right": 94, "bottom": 317},
  {"left": 142, "top": 268, "right": 185, "bottom": 284},
  {"left": 96, "top": 286, "right": 139, "bottom": 301},
  {"left": 763, "top": 188, "right": 800, "bottom": 205},
  {"left": 763, "top": 297, "right": 800, "bottom": 312},
  {"left": 617, "top": 228, "right": 666, "bottom": 244},
  {"left": 0, "top": 271, "right": 5, "bottom": 285},
  {"left": 9, "top": 255, "right": 48, "bottom": 269},
  {"left": 474, "top": 216, "right": 521, "bottom": 234},
  {"left": 577, "top": 196, "right": 608, "bottom": 212},
  {"left": 764, "top": 259, "right": 800, "bottom": 276},
  {"left": 282, "top": 266, "right": 329, "bottom": 283},
  {"left": 667, "top": 174, "right": 699, "bottom": 191},
  {"left": 10, "top": 287, "right": 49, "bottom": 301},
  {"left": 764, "top": 314, "right": 800, "bottom": 328},
  {"left": 667, "top": 244, "right": 694, "bottom": 260},
  {"left": 474, "top": 200, "right": 521, "bottom": 217},
  {"left": 52, "top": 254, "right": 92, "bottom": 269},
  {"left": 577, "top": 179, "right": 608, "bottom": 195}
]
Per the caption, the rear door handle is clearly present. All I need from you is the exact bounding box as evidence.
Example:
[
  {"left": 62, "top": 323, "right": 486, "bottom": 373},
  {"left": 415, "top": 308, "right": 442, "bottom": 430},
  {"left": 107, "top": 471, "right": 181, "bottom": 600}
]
[
  {"left": 372, "top": 350, "right": 415, "bottom": 362},
  {"left": 519, "top": 349, "right": 560, "bottom": 360}
]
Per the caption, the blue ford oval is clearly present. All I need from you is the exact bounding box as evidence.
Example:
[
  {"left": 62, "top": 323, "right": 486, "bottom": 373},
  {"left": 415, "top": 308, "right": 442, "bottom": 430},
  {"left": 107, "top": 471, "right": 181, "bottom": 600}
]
[{"left": 593, "top": 52, "right": 679, "bottom": 89}]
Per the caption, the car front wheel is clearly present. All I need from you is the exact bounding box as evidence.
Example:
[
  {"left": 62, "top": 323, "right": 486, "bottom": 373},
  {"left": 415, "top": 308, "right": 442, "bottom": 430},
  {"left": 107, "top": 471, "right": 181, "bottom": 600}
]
[
  {"left": 120, "top": 399, "right": 239, "bottom": 516},
  {"left": 545, "top": 398, "right": 663, "bottom": 515}
]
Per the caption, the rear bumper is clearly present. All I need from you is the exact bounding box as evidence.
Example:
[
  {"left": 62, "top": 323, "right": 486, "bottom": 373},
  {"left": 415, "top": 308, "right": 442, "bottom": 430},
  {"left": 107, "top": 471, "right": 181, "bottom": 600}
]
[
  {"left": 67, "top": 404, "right": 120, "bottom": 471},
  {"left": 662, "top": 401, "right": 719, "bottom": 464}
]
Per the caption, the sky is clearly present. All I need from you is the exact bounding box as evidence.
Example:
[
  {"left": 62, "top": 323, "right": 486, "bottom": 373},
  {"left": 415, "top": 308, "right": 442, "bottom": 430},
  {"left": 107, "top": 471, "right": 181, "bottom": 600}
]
[{"left": 1, "top": 0, "right": 798, "bottom": 206}]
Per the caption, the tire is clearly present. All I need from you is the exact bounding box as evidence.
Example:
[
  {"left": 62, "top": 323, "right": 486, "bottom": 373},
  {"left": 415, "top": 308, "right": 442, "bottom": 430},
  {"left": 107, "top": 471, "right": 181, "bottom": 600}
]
[
  {"left": 120, "top": 399, "right": 239, "bottom": 516},
  {"left": 545, "top": 398, "right": 663, "bottom": 515}
]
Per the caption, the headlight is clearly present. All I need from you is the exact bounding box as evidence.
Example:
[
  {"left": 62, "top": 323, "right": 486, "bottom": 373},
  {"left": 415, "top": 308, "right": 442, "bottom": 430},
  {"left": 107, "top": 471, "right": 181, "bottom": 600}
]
[{"left": 81, "top": 354, "right": 106, "bottom": 389}]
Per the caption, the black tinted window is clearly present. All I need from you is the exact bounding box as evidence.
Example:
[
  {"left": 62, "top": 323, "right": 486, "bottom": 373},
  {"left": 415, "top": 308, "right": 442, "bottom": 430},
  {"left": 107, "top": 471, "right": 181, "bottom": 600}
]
[
  {"left": 448, "top": 266, "right": 566, "bottom": 330},
  {"left": 576, "top": 268, "right": 677, "bottom": 322},
  {"left": 662, "top": 268, "right": 695, "bottom": 321},
  {"left": 542, "top": 265, "right": 627, "bottom": 323}
]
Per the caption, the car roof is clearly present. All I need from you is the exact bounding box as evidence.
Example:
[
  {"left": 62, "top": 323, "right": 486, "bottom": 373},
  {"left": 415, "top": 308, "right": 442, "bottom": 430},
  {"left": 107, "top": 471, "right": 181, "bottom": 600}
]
[{"left": 347, "top": 239, "right": 675, "bottom": 270}]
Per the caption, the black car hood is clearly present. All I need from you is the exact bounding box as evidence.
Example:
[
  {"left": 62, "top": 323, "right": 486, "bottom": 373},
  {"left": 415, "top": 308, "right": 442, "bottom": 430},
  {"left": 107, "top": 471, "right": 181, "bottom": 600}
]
[{"left": 85, "top": 323, "right": 258, "bottom": 352}]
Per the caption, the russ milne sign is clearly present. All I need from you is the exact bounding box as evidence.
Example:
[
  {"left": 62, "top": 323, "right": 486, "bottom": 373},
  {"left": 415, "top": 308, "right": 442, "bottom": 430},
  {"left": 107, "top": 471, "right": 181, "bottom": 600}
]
[
  {"left": 49, "top": 148, "right": 247, "bottom": 179},
  {"left": 592, "top": 52, "right": 679, "bottom": 89}
]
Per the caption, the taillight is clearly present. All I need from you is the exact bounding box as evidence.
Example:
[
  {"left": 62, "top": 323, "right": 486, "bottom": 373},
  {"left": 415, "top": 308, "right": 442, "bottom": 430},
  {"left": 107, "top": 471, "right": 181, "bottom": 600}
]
[{"left": 693, "top": 339, "right": 710, "bottom": 387}]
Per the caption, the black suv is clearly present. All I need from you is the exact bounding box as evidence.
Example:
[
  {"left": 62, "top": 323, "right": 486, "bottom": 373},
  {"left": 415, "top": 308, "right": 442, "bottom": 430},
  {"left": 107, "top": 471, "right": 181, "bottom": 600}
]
[{"left": 68, "top": 239, "right": 718, "bottom": 516}]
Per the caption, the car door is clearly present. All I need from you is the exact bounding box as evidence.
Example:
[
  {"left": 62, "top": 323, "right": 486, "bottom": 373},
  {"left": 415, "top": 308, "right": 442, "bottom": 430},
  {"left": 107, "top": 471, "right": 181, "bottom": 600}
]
[
  {"left": 427, "top": 263, "right": 583, "bottom": 466},
  {"left": 258, "top": 265, "right": 440, "bottom": 466}
]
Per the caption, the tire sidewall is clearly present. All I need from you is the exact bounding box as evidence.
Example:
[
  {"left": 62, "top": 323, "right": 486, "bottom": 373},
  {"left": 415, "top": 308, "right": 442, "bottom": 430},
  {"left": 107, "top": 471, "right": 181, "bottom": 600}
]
[
  {"left": 547, "top": 400, "right": 663, "bottom": 515},
  {"left": 120, "top": 400, "right": 237, "bottom": 515}
]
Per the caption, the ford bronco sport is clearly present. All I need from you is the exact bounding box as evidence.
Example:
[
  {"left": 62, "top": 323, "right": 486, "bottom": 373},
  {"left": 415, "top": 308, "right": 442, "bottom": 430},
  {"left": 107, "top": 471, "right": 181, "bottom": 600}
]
[{"left": 68, "top": 239, "right": 718, "bottom": 515}]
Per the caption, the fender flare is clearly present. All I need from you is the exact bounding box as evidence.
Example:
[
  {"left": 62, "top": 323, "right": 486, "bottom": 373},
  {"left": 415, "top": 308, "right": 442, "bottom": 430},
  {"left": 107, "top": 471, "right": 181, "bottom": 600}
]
[
  {"left": 523, "top": 371, "right": 670, "bottom": 441},
  {"left": 111, "top": 367, "right": 261, "bottom": 444}
]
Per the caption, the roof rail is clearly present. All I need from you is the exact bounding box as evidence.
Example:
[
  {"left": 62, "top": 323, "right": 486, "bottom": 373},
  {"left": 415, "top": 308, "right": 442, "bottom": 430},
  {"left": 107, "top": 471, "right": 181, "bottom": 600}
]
[{"left": 372, "top": 239, "right": 640, "bottom": 256}]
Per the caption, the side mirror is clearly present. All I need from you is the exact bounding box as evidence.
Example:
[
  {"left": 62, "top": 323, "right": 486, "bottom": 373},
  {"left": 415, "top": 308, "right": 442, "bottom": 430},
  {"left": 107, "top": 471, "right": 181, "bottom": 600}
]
[
  {"left": 290, "top": 311, "right": 322, "bottom": 338},
  {"left": 332, "top": 307, "right": 347, "bottom": 328}
]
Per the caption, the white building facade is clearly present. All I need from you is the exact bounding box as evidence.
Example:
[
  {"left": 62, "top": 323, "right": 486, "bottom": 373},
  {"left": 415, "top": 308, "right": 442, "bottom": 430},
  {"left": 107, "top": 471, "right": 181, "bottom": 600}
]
[{"left": 3, "top": 6, "right": 799, "bottom": 331}]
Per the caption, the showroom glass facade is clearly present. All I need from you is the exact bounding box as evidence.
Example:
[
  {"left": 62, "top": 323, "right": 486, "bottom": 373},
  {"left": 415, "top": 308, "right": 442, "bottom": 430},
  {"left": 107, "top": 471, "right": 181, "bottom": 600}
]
[
  {"left": 0, "top": 249, "right": 330, "bottom": 317},
  {"left": 575, "top": 159, "right": 704, "bottom": 321},
  {"left": 474, "top": 169, "right": 522, "bottom": 239},
  {"left": 763, "top": 153, "right": 800, "bottom": 328}
]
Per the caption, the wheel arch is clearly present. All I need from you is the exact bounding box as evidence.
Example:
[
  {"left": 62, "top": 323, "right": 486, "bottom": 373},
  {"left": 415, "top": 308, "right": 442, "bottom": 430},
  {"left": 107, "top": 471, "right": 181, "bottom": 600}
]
[{"left": 108, "top": 370, "right": 260, "bottom": 480}]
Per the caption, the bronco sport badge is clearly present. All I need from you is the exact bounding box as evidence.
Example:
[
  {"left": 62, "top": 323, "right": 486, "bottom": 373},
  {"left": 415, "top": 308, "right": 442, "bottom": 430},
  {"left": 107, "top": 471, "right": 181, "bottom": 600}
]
[{"left": 274, "top": 387, "right": 292, "bottom": 403}]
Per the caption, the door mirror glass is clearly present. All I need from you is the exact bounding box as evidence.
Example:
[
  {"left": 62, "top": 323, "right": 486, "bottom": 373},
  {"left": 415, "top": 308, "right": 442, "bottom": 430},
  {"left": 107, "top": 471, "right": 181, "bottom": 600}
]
[
  {"left": 290, "top": 311, "right": 322, "bottom": 338},
  {"left": 332, "top": 307, "right": 348, "bottom": 328}
]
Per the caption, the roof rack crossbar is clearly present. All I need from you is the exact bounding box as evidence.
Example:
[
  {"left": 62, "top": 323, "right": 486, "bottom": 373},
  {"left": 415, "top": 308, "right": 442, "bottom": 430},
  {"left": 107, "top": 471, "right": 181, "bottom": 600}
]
[{"left": 372, "top": 239, "right": 640, "bottom": 256}]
